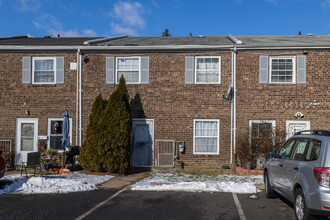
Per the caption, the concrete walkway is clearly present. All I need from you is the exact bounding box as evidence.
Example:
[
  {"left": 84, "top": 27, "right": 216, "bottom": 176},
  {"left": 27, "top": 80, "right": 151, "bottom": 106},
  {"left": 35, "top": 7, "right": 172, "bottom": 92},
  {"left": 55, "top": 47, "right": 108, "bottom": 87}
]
[{"left": 98, "top": 172, "right": 151, "bottom": 189}]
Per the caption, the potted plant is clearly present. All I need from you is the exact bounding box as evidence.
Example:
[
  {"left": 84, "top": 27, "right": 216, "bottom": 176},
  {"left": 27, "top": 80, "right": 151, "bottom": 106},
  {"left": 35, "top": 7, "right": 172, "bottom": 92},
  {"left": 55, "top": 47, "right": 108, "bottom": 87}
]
[{"left": 41, "top": 148, "right": 58, "bottom": 159}]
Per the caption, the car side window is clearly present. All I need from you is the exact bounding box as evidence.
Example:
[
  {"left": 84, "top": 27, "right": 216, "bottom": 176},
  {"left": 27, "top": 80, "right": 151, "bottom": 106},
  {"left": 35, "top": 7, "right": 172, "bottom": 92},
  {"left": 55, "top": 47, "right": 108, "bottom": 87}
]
[
  {"left": 291, "top": 139, "right": 309, "bottom": 161},
  {"left": 305, "top": 139, "right": 322, "bottom": 161},
  {"left": 278, "top": 139, "right": 296, "bottom": 159}
]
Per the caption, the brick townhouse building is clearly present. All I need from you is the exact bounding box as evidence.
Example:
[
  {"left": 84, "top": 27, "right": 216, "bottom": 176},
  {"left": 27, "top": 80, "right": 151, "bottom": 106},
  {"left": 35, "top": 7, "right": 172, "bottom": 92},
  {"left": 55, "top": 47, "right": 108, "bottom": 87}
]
[{"left": 0, "top": 34, "right": 329, "bottom": 169}]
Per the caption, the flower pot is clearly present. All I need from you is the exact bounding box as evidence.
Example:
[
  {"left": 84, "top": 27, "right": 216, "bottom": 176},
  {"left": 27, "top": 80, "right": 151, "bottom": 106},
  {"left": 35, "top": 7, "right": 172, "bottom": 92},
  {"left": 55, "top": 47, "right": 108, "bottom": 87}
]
[{"left": 244, "top": 162, "right": 252, "bottom": 170}]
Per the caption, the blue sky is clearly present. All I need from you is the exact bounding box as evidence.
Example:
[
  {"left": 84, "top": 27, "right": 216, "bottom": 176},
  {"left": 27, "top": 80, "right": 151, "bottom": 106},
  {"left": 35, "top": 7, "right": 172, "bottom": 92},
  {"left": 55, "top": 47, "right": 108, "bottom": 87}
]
[{"left": 0, "top": 0, "right": 330, "bottom": 37}]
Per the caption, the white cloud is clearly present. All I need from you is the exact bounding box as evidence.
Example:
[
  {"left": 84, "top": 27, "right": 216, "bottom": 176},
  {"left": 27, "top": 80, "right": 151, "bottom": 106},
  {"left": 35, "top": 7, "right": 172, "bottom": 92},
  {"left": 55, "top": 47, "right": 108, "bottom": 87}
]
[
  {"left": 82, "top": 29, "right": 98, "bottom": 37},
  {"left": 110, "top": 1, "right": 146, "bottom": 36},
  {"left": 112, "top": 1, "right": 145, "bottom": 28},
  {"left": 111, "top": 23, "right": 138, "bottom": 36},
  {"left": 33, "top": 14, "right": 97, "bottom": 37},
  {"left": 322, "top": 0, "right": 330, "bottom": 8},
  {"left": 151, "top": 0, "right": 159, "bottom": 8},
  {"left": 14, "top": 0, "right": 42, "bottom": 12}
]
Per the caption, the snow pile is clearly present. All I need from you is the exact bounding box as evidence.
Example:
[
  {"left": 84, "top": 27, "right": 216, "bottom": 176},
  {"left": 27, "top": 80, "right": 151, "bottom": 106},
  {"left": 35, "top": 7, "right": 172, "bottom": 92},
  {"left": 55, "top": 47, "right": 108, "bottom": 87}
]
[
  {"left": 131, "top": 173, "right": 263, "bottom": 194},
  {"left": 0, "top": 173, "right": 114, "bottom": 195}
]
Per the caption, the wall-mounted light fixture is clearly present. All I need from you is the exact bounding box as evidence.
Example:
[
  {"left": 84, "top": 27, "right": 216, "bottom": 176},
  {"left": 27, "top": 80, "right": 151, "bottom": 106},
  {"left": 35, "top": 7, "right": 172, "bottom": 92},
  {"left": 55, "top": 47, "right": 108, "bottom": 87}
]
[
  {"left": 25, "top": 110, "right": 30, "bottom": 116},
  {"left": 82, "top": 54, "right": 89, "bottom": 64},
  {"left": 294, "top": 112, "right": 304, "bottom": 118}
]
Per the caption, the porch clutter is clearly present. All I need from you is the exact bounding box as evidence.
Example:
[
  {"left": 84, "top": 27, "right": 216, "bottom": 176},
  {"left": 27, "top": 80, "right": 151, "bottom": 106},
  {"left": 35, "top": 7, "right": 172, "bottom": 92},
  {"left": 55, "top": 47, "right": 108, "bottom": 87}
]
[{"left": 21, "top": 152, "right": 41, "bottom": 177}]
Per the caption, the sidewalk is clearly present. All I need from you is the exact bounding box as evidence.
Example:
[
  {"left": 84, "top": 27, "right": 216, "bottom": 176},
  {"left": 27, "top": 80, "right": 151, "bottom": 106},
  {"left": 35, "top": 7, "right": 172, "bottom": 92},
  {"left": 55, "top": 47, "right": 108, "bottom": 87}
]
[{"left": 98, "top": 171, "right": 151, "bottom": 189}]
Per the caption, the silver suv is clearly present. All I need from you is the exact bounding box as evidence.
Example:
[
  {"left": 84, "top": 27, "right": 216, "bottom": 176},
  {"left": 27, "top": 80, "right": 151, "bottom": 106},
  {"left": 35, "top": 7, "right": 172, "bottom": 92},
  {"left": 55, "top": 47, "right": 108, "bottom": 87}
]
[{"left": 264, "top": 130, "right": 330, "bottom": 220}]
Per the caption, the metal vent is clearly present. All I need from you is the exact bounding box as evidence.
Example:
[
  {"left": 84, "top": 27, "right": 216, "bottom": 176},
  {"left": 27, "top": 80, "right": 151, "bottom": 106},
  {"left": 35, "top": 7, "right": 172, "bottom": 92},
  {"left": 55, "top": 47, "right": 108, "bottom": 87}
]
[{"left": 155, "top": 140, "right": 175, "bottom": 167}]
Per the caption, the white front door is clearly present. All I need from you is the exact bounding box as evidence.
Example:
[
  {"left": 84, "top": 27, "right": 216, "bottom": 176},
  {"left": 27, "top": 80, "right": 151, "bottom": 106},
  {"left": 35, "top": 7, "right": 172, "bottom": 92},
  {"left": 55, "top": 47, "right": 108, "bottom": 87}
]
[
  {"left": 132, "top": 119, "right": 154, "bottom": 167},
  {"left": 286, "top": 120, "right": 310, "bottom": 139},
  {"left": 16, "top": 118, "right": 38, "bottom": 165}
]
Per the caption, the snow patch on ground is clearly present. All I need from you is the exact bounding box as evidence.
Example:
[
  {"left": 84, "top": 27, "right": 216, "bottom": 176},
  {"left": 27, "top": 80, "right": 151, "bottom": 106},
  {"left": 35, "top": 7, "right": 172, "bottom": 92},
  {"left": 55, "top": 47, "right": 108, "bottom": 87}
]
[
  {"left": 131, "top": 173, "right": 263, "bottom": 194},
  {"left": 0, "top": 173, "right": 114, "bottom": 195}
]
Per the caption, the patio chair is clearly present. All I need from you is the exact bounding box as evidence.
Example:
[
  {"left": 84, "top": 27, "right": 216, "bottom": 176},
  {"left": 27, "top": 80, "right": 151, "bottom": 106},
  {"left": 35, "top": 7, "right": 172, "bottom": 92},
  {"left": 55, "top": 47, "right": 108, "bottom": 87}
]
[{"left": 21, "top": 152, "right": 41, "bottom": 177}]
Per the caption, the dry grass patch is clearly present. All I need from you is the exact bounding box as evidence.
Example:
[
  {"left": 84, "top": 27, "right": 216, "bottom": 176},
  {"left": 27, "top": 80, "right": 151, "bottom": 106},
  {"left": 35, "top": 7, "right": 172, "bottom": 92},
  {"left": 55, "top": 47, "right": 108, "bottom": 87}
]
[{"left": 154, "top": 167, "right": 236, "bottom": 176}]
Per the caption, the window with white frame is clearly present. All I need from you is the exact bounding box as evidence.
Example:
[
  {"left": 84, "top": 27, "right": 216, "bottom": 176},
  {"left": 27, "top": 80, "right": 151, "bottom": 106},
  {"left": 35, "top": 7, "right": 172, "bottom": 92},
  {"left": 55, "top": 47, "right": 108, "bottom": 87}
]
[
  {"left": 48, "top": 118, "right": 72, "bottom": 150},
  {"left": 195, "top": 57, "right": 220, "bottom": 84},
  {"left": 270, "top": 57, "right": 295, "bottom": 83},
  {"left": 194, "top": 119, "right": 219, "bottom": 154},
  {"left": 116, "top": 57, "right": 140, "bottom": 84},
  {"left": 32, "top": 57, "right": 56, "bottom": 84}
]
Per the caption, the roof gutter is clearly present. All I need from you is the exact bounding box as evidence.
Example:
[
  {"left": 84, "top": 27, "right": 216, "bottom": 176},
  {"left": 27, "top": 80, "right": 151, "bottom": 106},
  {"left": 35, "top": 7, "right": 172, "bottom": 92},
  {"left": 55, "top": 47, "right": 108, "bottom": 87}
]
[
  {"left": 0, "top": 45, "right": 234, "bottom": 51},
  {"left": 1, "top": 45, "right": 330, "bottom": 51}
]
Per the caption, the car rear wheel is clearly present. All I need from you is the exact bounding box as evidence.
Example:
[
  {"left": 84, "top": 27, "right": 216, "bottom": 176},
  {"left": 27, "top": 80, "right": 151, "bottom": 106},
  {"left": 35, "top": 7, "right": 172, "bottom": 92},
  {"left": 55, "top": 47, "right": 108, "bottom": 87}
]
[
  {"left": 294, "top": 188, "right": 312, "bottom": 220},
  {"left": 265, "top": 171, "right": 276, "bottom": 198}
]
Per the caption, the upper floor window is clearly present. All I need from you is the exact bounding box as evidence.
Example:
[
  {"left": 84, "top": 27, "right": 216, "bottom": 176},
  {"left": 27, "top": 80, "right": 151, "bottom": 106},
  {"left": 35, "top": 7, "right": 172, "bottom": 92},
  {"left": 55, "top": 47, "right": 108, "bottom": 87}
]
[
  {"left": 259, "top": 55, "right": 306, "bottom": 84},
  {"left": 116, "top": 57, "right": 140, "bottom": 84},
  {"left": 193, "top": 119, "right": 219, "bottom": 155},
  {"left": 195, "top": 56, "right": 221, "bottom": 84},
  {"left": 22, "top": 56, "right": 64, "bottom": 85},
  {"left": 270, "top": 57, "right": 295, "bottom": 84},
  {"left": 32, "top": 57, "right": 56, "bottom": 84}
]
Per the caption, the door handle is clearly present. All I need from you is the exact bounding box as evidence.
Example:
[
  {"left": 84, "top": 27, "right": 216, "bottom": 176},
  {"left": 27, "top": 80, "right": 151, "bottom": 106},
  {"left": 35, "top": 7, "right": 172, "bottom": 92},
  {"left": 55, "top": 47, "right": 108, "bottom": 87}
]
[
  {"left": 280, "top": 164, "right": 283, "bottom": 167},
  {"left": 294, "top": 167, "right": 299, "bottom": 170}
]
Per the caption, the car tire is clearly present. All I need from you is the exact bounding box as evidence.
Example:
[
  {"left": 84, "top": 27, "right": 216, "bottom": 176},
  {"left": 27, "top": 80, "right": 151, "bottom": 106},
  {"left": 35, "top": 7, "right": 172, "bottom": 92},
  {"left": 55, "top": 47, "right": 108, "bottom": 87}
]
[
  {"left": 265, "top": 171, "right": 276, "bottom": 198},
  {"left": 294, "top": 188, "right": 313, "bottom": 220}
]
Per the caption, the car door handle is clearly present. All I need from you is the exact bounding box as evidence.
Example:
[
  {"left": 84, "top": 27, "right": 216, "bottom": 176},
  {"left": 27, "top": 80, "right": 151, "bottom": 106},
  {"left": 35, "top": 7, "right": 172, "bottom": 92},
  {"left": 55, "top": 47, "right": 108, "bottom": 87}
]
[{"left": 294, "top": 167, "right": 299, "bottom": 170}]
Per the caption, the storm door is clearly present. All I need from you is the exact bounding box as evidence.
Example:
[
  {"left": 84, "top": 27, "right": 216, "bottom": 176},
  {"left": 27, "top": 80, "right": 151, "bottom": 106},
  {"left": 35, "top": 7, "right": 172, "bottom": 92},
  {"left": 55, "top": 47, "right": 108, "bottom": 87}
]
[
  {"left": 132, "top": 119, "right": 154, "bottom": 167},
  {"left": 15, "top": 118, "right": 38, "bottom": 165}
]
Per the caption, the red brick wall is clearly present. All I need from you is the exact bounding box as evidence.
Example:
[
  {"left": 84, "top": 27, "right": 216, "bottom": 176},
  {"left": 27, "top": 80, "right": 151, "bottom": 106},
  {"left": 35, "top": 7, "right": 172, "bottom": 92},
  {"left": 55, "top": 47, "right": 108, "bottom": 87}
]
[
  {"left": 0, "top": 52, "right": 79, "bottom": 151},
  {"left": 1, "top": 49, "right": 329, "bottom": 168},
  {"left": 81, "top": 52, "right": 233, "bottom": 168},
  {"left": 236, "top": 50, "right": 330, "bottom": 136}
]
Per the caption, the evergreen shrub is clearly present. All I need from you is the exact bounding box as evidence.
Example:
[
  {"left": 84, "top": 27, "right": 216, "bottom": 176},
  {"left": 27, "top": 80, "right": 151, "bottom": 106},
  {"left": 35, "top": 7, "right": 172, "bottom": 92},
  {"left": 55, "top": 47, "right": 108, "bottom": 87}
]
[{"left": 79, "top": 76, "right": 132, "bottom": 174}]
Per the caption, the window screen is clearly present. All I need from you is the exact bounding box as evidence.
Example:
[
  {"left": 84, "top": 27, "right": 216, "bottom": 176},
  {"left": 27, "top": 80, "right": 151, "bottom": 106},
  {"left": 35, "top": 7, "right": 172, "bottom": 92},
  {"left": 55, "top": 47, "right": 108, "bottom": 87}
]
[
  {"left": 117, "top": 57, "right": 140, "bottom": 83},
  {"left": 195, "top": 57, "right": 220, "bottom": 83},
  {"left": 33, "top": 58, "right": 55, "bottom": 83},
  {"left": 194, "top": 120, "right": 219, "bottom": 154},
  {"left": 270, "top": 57, "right": 294, "bottom": 83}
]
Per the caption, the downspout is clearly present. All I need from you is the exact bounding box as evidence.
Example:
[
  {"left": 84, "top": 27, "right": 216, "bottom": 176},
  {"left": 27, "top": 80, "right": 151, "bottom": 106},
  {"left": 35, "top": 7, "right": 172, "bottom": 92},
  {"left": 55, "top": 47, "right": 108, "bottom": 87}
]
[
  {"left": 230, "top": 51, "right": 234, "bottom": 164},
  {"left": 79, "top": 52, "right": 82, "bottom": 146},
  {"left": 233, "top": 47, "right": 237, "bottom": 159},
  {"left": 76, "top": 49, "right": 80, "bottom": 146}
]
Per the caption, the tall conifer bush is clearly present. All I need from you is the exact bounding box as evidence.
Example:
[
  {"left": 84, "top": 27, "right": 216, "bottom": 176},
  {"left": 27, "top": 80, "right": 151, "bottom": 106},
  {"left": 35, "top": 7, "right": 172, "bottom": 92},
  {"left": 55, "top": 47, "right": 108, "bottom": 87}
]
[
  {"left": 79, "top": 94, "right": 107, "bottom": 171},
  {"left": 101, "top": 75, "right": 132, "bottom": 174},
  {"left": 79, "top": 76, "right": 132, "bottom": 174}
]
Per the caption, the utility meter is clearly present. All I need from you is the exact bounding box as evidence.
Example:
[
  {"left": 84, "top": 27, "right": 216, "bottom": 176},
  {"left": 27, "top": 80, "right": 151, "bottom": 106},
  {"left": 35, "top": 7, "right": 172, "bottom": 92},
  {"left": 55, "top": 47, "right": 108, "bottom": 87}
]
[{"left": 179, "top": 144, "right": 185, "bottom": 153}]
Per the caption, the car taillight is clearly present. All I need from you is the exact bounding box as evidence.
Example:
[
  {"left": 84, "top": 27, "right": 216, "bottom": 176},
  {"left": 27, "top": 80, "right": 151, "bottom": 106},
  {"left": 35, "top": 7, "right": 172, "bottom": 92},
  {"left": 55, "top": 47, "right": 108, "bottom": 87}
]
[{"left": 313, "top": 168, "right": 330, "bottom": 188}]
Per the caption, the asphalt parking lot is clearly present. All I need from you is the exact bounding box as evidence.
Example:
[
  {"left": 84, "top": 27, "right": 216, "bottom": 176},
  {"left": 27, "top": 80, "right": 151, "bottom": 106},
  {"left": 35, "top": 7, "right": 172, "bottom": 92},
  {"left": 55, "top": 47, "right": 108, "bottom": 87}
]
[{"left": 0, "top": 189, "right": 296, "bottom": 220}]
